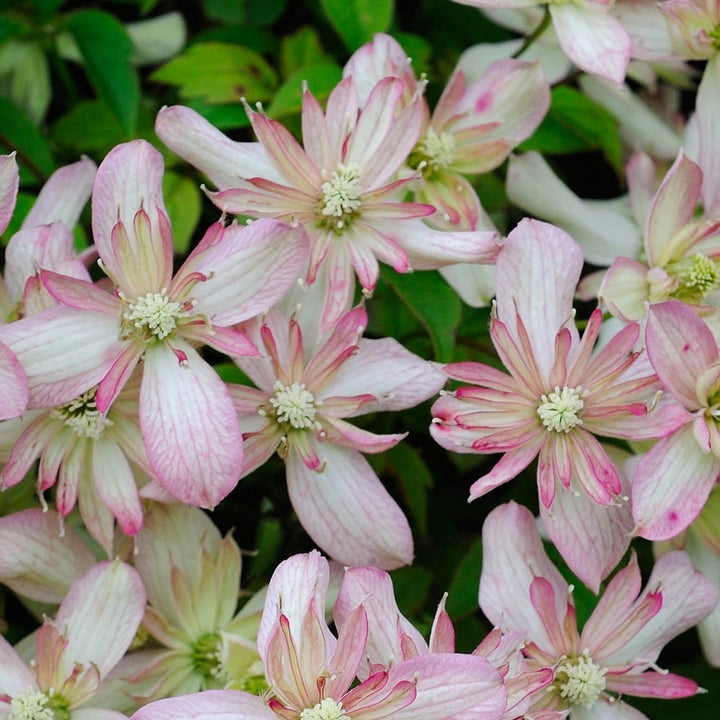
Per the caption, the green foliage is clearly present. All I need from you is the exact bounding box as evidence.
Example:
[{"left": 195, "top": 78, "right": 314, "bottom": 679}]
[
  {"left": 279, "top": 26, "right": 333, "bottom": 78},
  {"left": 319, "top": 0, "right": 394, "bottom": 50},
  {"left": 268, "top": 63, "right": 342, "bottom": 118},
  {"left": 65, "top": 9, "right": 140, "bottom": 133},
  {"left": 381, "top": 267, "right": 462, "bottom": 362},
  {"left": 204, "top": 0, "right": 288, "bottom": 26},
  {"left": 385, "top": 443, "right": 434, "bottom": 536},
  {"left": 445, "top": 536, "right": 483, "bottom": 618},
  {"left": 162, "top": 170, "right": 202, "bottom": 254},
  {"left": 152, "top": 42, "right": 278, "bottom": 104},
  {"left": 0, "top": 97, "right": 55, "bottom": 180},
  {"left": 521, "top": 85, "right": 623, "bottom": 173}
]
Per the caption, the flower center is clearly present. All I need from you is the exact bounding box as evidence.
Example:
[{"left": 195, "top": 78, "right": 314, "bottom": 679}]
[
  {"left": 319, "top": 162, "right": 363, "bottom": 230},
  {"left": 537, "top": 386, "right": 584, "bottom": 433},
  {"left": 299, "top": 699, "right": 349, "bottom": 720},
  {"left": 416, "top": 127, "right": 456, "bottom": 173},
  {"left": 668, "top": 253, "right": 720, "bottom": 302},
  {"left": 269, "top": 381, "right": 319, "bottom": 430},
  {"left": 9, "top": 690, "right": 55, "bottom": 720},
  {"left": 191, "top": 632, "right": 228, "bottom": 684},
  {"left": 49, "top": 387, "right": 113, "bottom": 440},
  {"left": 554, "top": 650, "right": 607, "bottom": 709},
  {"left": 122, "top": 289, "right": 188, "bottom": 342}
]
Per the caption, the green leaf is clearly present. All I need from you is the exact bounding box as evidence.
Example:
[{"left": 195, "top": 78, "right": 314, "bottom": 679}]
[
  {"left": 0, "top": 97, "right": 55, "bottom": 181},
  {"left": 520, "top": 85, "right": 623, "bottom": 173},
  {"left": 386, "top": 443, "right": 433, "bottom": 536},
  {"left": 279, "top": 26, "right": 333, "bottom": 79},
  {"left": 1, "top": 191, "right": 34, "bottom": 247},
  {"left": 319, "top": 0, "right": 394, "bottom": 50},
  {"left": 268, "top": 63, "right": 342, "bottom": 119},
  {"left": 0, "top": 40, "right": 51, "bottom": 124},
  {"left": 162, "top": 171, "right": 202, "bottom": 255},
  {"left": 445, "top": 537, "right": 483, "bottom": 618},
  {"left": 51, "top": 100, "right": 124, "bottom": 153},
  {"left": 152, "top": 42, "right": 278, "bottom": 104},
  {"left": 391, "top": 565, "right": 433, "bottom": 618},
  {"left": 65, "top": 9, "right": 140, "bottom": 133},
  {"left": 381, "top": 267, "right": 462, "bottom": 362},
  {"left": 204, "top": 0, "right": 288, "bottom": 25},
  {"left": 185, "top": 99, "right": 251, "bottom": 130}
]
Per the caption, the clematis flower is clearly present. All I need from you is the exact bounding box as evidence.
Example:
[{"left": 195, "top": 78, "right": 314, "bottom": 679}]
[
  {"left": 451, "top": 0, "right": 632, "bottom": 84},
  {"left": 122, "top": 503, "right": 265, "bottom": 702},
  {"left": 333, "top": 565, "right": 553, "bottom": 719},
  {"left": 0, "top": 372, "right": 152, "bottom": 554},
  {"left": 230, "top": 304, "right": 445, "bottom": 569},
  {"left": 0, "top": 560, "right": 146, "bottom": 720},
  {"left": 129, "top": 551, "right": 508, "bottom": 720},
  {"left": 599, "top": 150, "right": 720, "bottom": 322},
  {"left": 156, "top": 78, "right": 501, "bottom": 332},
  {"left": 479, "top": 502, "right": 719, "bottom": 718},
  {"left": 632, "top": 300, "right": 720, "bottom": 539},
  {"left": 430, "top": 219, "right": 685, "bottom": 589},
  {"left": 0, "top": 139, "right": 309, "bottom": 508}
]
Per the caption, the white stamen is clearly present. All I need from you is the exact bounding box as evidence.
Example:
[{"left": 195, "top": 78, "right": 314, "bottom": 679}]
[
  {"left": 300, "top": 698, "right": 348, "bottom": 720},
  {"left": 50, "top": 388, "right": 113, "bottom": 440},
  {"left": 124, "top": 289, "right": 188, "bottom": 341},
  {"left": 320, "top": 162, "right": 363, "bottom": 219},
  {"left": 537, "top": 386, "right": 584, "bottom": 433},
  {"left": 418, "top": 127, "right": 456, "bottom": 171},
  {"left": 555, "top": 650, "right": 607, "bottom": 709},
  {"left": 10, "top": 690, "right": 54, "bottom": 720},
  {"left": 269, "top": 381, "right": 318, "bottom": 429}
]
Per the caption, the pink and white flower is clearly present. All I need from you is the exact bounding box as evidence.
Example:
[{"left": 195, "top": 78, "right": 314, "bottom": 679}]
[
  {"left": 480, "top": 502, "right": 719, "bottom": 718},
  {"left": 430, "top": 219, "right": 684, "bottom": 588},
  {"left": 230, "top": 304, "right": 445, "bottom": 569},
  {"left": 0, "top": 140, "right": 308, "bottom": 508},
  {"left": 0, "top": 560, "right": 146, "bottom": 720}
]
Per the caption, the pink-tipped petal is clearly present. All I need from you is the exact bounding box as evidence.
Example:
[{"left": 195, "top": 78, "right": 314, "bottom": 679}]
[
  {"left": 140, "top": 342, "right": 243, "bottom": 508},
  {"left": 286, "top": 442, "right": 414, "bottom": 570}
]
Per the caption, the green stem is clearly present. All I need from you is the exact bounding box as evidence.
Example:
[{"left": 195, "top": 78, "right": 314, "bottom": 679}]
[{"left": 511, "top": 6, "right": 552, "bottom": 60}]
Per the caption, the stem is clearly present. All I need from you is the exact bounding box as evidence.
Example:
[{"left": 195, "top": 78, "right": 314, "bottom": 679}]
[{"left": 512, "top": 6, "right": 552, "bottom": 60}]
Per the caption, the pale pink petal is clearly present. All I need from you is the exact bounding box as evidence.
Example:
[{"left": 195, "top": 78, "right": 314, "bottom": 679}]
[
  {"left": 646, "top": 300, "right": 716, "bottom": 410},
  {"left": 256, "top": 550, "right": 333, "bottom": 662},
  {"left": 479, "top": 502, "right": 569, "bottom": 650},
  {"left": 286, "top": 442, "right": 413, "bottom": 570},
  {"left": 0, "top": 340, "right": 27, "bottom": 420},
  {"left": 92, "top": 140, "right": 173, "bottom": 290},
  {"left": 0, "top": 635, "right": 36, "bottom": 696},
  {"left": 56, "top": 560, "right": 146, "bottom": 679},
  {"left": 698, "top": 54, "right": 720, "bottom": 216},
  {"left": 155, "top": 105, "right": 283, "bottom": 188},
  {"left": 0, "top": 306, "right": 125, "bottom": 409},
  {"left": 73, "top": 711, "right": 130, "bottom": 720},
  {"left": 540, "top": 480, "right": 633, "bottom": 593},
  {"left": 0, "top": 508, "right": 95, "bottom": 603},
  {"left": 140, "top": 342, "right": 243, "bottom": 508},
  {"left": 326, "top": 337, "right": 446, "bottom": 413},
  {"left": 605, "top": 670, "right": 698, "bottom": 699},
  {"left": 644, "top": 151, "right": 702, "bottom": 264},
  {"left": 40, "top": 269, "right": 120, "bottom": 316},
  {"left": 570, "top": 699, "right": 648, "bottom": 719},
  {"left": 129, "top": 689, "right": 275, "bottom": 719},
  {"left": 184, "top": 219, "right": 308, "bottom": 326},
  {"left": 496, "top": 218, "right": 582, "bottom": 379},
  {"left": 632, "top": 424, "right": 720, "bottom": 540},
  {"left": 0, "top": 153, "right": 18, "bottom": 235},
  {"left": 334, "top": 566, "right": 428, "bottom": 672},
  {"left": 550, "top": 2, "right": 631, "bottom": 84},
  {"left": 598, "top": 258, "right": 651, "bottom": 322},
  {"left": 602, "top": 551, "right": 719, "bottom": 668},
  {"left": 389, "top": 654, "right": 506, "bottom": 720},
  {"left": 22, "top": 156, "right": 96, "bottom": 229},
  {"left": 394, "top": 219, "right": 501, "bottom": 270},
  {"left": 92, "top": 436, "right": 144, "bottom": 536}
]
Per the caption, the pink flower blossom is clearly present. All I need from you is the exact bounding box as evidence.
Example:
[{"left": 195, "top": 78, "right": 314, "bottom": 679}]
[
  {"left": 230, "top": 304, "right": 445, "bottom": 569},
  {"left": 0, "top": 140, "right": 308, "bottom": 508},
  {"left": 430, "top": 219, "right": 685, "bottom": 588},
  {"left": 480, "top": 502, "right": 719, "bottom": 717}
]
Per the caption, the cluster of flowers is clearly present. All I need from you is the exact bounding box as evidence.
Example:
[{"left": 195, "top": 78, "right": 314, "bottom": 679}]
[{"left": 2, "top": 0, "right": 720, "bottom": 718}]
